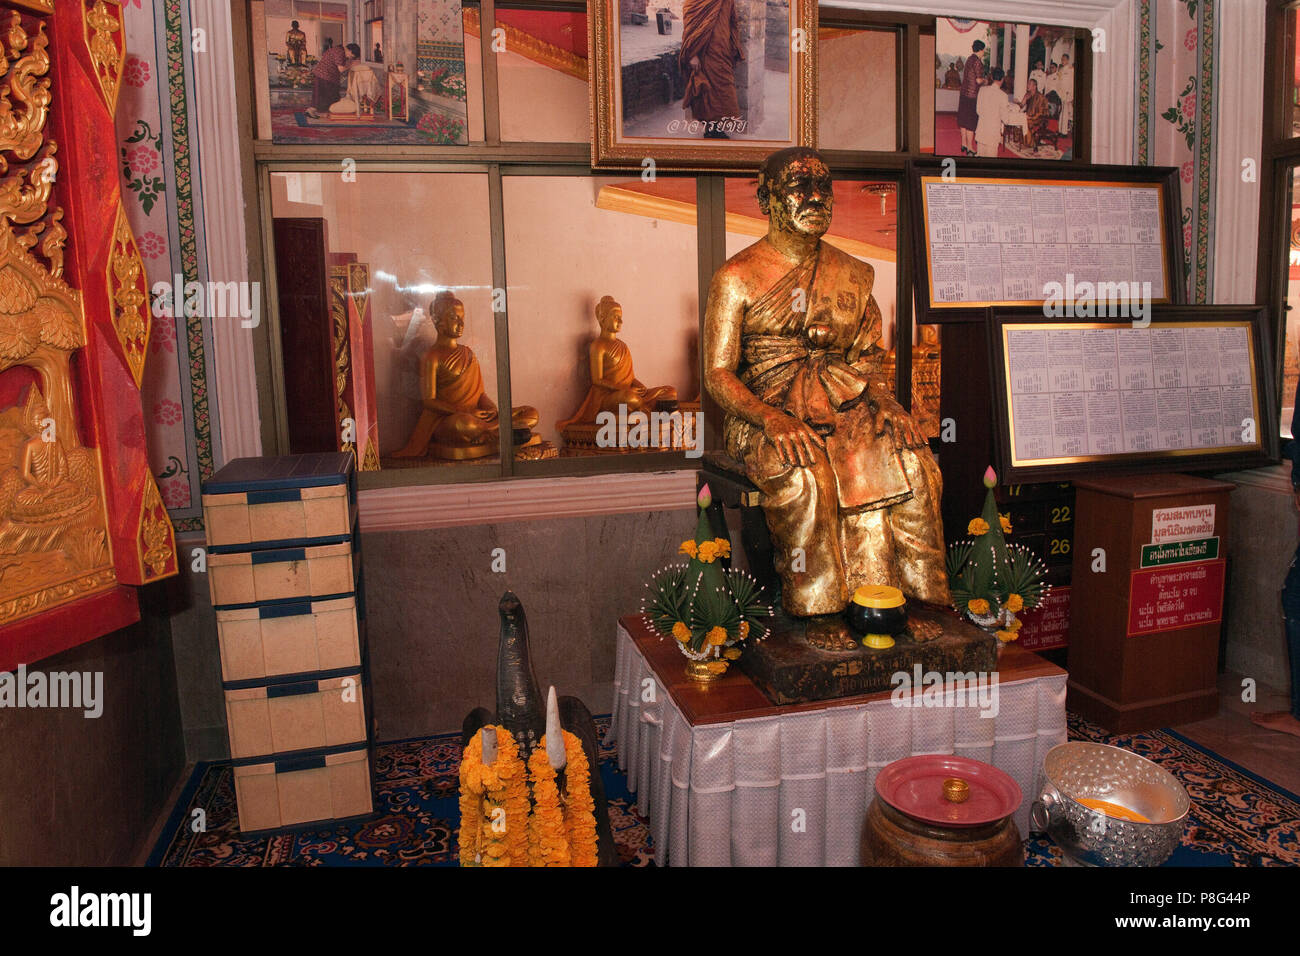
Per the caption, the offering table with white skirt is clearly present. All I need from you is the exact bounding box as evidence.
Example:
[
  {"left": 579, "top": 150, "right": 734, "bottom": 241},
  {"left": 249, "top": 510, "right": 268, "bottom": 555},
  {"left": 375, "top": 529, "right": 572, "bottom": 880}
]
[{"left": 609, "top": 614, "right": 1067, "bottom": 866}]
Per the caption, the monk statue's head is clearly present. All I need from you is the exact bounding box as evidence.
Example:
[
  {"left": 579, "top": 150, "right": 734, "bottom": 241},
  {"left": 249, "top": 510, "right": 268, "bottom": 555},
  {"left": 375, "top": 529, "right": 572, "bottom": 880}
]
[
  {"left": 757, "top": 147, "right": 833, "bottom": 240},
  {"left": 595, "top": 295, "right": 623, "bottom": 334},
  {"left": 431, "top": 291, "right": 465, "bottom": 339}
]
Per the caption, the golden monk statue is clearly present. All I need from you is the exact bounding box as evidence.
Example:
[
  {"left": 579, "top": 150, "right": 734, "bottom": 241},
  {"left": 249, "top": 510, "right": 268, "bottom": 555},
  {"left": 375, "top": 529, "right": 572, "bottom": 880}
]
[
  {"left": 285, "top": 20, "right": 307, "bottom": 66},
  {"left": 559, "top": 296, "right": 678, "bottom": 431},
  {"left": 703, "top": 147, "right": 949, "bottom": 620},
  {"left": 393, "top": 291, "right": 539, "bottom": 460}
]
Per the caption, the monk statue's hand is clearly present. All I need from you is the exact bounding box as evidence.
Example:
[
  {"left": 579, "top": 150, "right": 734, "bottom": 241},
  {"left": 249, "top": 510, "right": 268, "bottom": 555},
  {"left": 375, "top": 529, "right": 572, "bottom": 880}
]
[
  {"left": 762, "top": 410, "right": 825, "bottom": 467},
  {"left": 873, "top": 397, "right": 928, "bottom": 450}
]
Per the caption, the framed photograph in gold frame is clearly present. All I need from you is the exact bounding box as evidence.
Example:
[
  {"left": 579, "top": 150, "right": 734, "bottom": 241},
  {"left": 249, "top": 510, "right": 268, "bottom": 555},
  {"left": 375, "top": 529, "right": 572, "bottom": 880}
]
[
  {"left": 589, "top": 0, "right": 817, "bottom": 170},
  {"left": 987, "top": 306, "right": 1277, "bottom": 483},
  {"left": 906, "top": 159, "right": 1186, "bottom": 324}
]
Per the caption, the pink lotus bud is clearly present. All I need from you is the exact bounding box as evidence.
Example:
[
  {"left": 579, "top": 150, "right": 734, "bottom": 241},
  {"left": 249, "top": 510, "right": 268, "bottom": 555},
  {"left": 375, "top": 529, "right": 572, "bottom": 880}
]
[
  {"left": 698, "top": 483, "right": 712, "bottom": 508},
  {"left": 983, "top": 466, "right": 997, "bottom": 488}
]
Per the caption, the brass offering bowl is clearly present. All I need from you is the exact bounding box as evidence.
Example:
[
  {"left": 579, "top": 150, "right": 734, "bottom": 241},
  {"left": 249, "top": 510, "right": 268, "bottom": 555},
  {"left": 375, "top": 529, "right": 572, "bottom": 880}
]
[
  {"left": 942, "top": 777, "right": 971, "bottom": 804},
  {"left": 846, "top": 585, "right": 907, "bottom": 649}
]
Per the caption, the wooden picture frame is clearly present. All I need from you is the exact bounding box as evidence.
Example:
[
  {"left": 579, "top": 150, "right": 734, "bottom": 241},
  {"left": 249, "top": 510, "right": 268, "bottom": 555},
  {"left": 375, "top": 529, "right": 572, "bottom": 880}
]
[
  {"left": 987, "top": 306, "right": 1278, "bottom": 483},
  {"left": 589, "top": 0, "right": 817, "bottom": 170},
  {"left": 906, "top": 159, "right": 1186, "bottom": 325}
]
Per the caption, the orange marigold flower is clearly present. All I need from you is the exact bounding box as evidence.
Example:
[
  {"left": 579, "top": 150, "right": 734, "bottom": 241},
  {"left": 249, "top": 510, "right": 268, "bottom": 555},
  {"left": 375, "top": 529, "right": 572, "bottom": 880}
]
[
  {"left": 679, "top": 540, "right": 697, "bottom": 558},
  {"left": 995, "top": 629, "right": 1019, "bottom": 643},
  {"left": 697, "top": 541, "right": 719, "bottom": 563},
  {"left": 715, "top": 538, "right": 732, "bottom": 558},
  {"left": 968, "top": 518, "right": 989, "bottom": 536},
  {"left": 1005, "top": 593, "right": 1024, "bottom": 613},
  {"left": 706, "top": 661, "right": 729, "bottom": 674},
  {"left": 723, "top": 647, "right": 742, "bottom": 660},
  {"left": 999, "top": 514, "right": 1013, "bottom": 534},
  {"left": 968, "top": 598, "right": 990, "bottom": 615},
  {"left": 672, "top": 621, "right": 691, "bottom": 643},
  {"left": 707, "top": 626, "right": 728, "bottom": 646}
]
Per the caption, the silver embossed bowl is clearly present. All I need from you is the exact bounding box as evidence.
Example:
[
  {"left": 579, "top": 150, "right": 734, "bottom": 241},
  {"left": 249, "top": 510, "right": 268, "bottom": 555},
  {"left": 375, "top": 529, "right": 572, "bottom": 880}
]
[{"left": 1029, "top": 742, "right": 1189, "bottom": 866}]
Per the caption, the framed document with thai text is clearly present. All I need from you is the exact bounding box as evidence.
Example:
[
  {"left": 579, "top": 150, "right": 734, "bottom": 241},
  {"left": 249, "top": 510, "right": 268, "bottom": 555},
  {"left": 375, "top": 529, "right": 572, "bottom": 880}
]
[
  {"left": 907, "top": 160, "right": 1185, "bottom": 323},
  {"left": 988, "top": 307, "right": 1277, "bottom": 482}
]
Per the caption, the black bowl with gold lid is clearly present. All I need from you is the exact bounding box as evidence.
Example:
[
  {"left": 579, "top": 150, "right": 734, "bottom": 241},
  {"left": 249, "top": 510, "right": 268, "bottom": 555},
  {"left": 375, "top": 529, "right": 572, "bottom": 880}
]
[{"left": 846, "top": 585, "right": 907, "bottom": 649}]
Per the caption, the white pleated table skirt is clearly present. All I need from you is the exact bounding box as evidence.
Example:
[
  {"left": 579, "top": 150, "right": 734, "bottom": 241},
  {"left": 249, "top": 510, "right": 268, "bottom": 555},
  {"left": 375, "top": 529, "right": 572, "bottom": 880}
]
[{"left": 608, "top": 623, "right": 1068, "bottom": 866}]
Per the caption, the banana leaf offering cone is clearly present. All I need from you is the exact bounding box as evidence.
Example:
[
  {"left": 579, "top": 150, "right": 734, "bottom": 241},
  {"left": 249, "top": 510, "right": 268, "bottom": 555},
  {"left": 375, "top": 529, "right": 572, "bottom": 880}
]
[
  {"left": 946, "top": 466, "right": 1051, "bottom": 641},
  {"left": 640, "top": 483, "right": 773, "bottom": 673}
]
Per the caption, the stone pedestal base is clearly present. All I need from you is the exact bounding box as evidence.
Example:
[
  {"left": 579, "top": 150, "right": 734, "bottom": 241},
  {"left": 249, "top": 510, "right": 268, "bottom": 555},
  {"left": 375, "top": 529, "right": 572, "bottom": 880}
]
[{"left": 738, "top": 604, "right": 997, "bottom": 705}]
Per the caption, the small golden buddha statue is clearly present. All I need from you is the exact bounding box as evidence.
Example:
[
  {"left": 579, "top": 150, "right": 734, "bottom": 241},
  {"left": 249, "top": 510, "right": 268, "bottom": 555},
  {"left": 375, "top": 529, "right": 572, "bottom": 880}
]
[
  {"left": 393, "top": 291, "right": 540, "bottom": 460},
  {"left": 0, "top": 387, "right": 100, "bottom": 555},
  {"left": 559, "top": 297, "right": 678, "bottom": 451}
]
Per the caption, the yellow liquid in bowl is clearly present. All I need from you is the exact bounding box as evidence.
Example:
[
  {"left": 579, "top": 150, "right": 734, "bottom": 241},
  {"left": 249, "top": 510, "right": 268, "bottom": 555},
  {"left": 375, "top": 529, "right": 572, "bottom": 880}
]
[{"left": 1077, "top": 797, "right": 1151, "bottom": 823}]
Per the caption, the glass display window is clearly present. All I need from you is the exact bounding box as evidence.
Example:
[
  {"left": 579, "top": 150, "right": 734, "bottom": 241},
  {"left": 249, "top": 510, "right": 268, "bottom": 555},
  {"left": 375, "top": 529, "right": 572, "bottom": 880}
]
[
  {"left": 503, "top": 174, "right": 702, "bottom": 460},
  {"left": 268, "top": 170, "right": 500, "bottom": 471},
  {"left": 818, "top": 28, "right": 897, "bottom": 151}
]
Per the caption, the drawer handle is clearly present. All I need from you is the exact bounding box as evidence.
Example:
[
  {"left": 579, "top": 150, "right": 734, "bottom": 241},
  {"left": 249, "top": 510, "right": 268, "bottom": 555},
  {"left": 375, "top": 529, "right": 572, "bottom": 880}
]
[{"left": 247, "top": 489, "right": 303, "bottom": 504}]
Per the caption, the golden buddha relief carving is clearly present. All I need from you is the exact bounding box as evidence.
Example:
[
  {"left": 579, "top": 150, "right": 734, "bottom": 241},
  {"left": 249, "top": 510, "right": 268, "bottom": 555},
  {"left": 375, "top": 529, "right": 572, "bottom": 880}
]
[{"left": 0, "top": 11, "right": 115, "bottom": 625}]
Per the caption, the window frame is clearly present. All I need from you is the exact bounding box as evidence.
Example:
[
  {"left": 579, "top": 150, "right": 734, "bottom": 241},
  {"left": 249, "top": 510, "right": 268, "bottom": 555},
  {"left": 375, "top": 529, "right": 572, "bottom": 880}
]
[
  {"left": 1258, "top": 0, "right": 1300, "bottom": 430},
  {"left": 236, "top": 0, "right": 1094, "bottom": 491}
]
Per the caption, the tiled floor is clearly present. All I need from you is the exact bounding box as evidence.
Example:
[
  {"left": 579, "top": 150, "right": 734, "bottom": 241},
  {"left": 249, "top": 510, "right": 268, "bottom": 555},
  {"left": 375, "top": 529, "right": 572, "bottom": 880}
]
[{"left": 1175, "top": 671, "right": 1300, "bottom": 795}]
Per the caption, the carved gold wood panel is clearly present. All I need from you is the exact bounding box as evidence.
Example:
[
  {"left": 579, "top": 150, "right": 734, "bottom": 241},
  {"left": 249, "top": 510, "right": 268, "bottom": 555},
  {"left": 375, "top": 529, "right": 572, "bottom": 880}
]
[{"left": 0, "top": 8, "right": 116, "bottom": 626}]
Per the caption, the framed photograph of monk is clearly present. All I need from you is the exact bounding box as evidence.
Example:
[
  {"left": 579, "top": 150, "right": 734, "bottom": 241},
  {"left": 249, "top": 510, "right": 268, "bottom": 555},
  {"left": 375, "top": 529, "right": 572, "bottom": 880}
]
[
  {"left": 253, "top": 0, "right": 470, "bottom": 145},
  {"left": 589, "top": 0, "right": 817, "bottom": 170},
  {"left": 935, "top": 17, "right": 1078, "bottom": 162}
]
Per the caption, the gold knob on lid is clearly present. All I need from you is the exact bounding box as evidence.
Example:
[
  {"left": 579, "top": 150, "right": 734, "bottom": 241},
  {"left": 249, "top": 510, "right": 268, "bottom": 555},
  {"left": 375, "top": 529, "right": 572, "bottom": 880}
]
[{"left": 943, "top": 777, "right": 970, "bottom": 803}]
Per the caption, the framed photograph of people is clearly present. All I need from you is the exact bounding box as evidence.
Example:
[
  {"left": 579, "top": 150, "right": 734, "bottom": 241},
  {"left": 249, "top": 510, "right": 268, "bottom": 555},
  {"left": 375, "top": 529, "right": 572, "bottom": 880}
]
[
  {"left": 906, "top": 160, "right": 1186, "bottom": 325},
  {"left": 254, "top": 0, "right": 470, "bottom": 145},
  {"left": 589, "top": 0, "right": 817, "bottom": 170},
  {"left": 987, "top": 306, "right": 1277, "bottom": 482},
  {"left": 935, "top": 17, "right": 1080, "bottom": 161}
]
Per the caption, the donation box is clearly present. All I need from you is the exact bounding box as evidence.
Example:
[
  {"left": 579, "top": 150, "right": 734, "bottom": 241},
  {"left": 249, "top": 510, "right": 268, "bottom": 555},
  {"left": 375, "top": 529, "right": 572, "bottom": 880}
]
[{"left": 1067, "top": 474, "right": 1233, "bottom": 733}]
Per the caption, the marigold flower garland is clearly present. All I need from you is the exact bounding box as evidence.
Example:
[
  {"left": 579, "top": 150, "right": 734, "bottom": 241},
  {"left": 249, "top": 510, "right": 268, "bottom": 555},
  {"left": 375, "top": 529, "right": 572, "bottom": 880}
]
[
  {"left": 459, "top": 725, "right": 598, "bottom": 867},
  {"left": 458, "top": 726, "right": 529, "bottom": 866},
  {"left": 526, "top": 730, "right": 598, "bottom": 867}
]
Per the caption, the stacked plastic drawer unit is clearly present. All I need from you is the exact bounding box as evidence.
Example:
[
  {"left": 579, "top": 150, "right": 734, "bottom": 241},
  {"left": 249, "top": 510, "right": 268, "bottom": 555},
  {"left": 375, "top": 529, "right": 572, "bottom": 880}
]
[{"left": 201, "top": 452, "right": 374, "bottom": 834}]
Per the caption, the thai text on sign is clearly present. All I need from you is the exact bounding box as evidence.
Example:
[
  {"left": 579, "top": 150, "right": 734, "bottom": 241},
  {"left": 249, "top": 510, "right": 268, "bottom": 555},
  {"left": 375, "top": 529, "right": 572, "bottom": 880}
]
[
  {"left": 1140, "top": 536, "right": 1219, "bottom": 568},
  {"left": 1150, "top": 504, "right": 1215, "bottom": 544},
  {"left": 1127, "top": 559, "right": 1225, "bottom": 636}
]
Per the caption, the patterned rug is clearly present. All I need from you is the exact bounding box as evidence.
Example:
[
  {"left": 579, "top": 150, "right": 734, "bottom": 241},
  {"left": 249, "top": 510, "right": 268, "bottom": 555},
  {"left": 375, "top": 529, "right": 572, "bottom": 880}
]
[{"left": 150, "top": 714, "right": 1299, "bottom": 867}]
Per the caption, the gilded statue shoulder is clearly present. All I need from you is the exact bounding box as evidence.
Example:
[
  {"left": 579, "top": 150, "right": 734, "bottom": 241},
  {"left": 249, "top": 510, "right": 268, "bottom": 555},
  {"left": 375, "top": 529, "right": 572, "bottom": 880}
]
[{"left": 820, "top": 241, "right": 874, "bottom": 292}]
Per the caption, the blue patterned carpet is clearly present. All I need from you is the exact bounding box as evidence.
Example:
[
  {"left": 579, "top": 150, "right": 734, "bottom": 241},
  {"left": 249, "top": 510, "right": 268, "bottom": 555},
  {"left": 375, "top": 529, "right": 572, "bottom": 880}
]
[{"left": 149, "top": 714, "right": 1298, "bottom": 867}]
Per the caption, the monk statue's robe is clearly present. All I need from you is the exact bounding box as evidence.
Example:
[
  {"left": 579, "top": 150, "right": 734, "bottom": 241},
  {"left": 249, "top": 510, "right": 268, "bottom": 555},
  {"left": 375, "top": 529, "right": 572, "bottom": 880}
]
[
  {"left": 393, "top": 342, "right": 537, "bottom": 458},
  {"left": 723, "top": 242, "right": 949, "bottom": 616},
  {"left": 559, "top": 338, "right": 677, "bottom": 429},
  {"left": 1022, "top": 89, "right": 1052, "bottom": 146},
  {"left": 680, "top": 0, "right": 744, "bottom": 123}
]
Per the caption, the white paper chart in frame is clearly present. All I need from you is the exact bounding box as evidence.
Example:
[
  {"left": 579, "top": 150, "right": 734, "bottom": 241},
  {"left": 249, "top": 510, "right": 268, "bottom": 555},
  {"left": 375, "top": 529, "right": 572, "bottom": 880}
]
[
  {"left": 999, "top": 320, "right": 1264, "bottom": 470},
  {"left": 920, "top": 176, "right": 1174, "bottom": 309}
]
